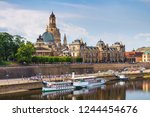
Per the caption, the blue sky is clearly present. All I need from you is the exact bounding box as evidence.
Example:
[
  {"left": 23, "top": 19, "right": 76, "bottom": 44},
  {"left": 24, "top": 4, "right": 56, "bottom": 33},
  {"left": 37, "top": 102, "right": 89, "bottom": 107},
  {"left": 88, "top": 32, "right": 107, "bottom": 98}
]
[{"left": 0, "top": 0, "right": 150, "bottom": 50}]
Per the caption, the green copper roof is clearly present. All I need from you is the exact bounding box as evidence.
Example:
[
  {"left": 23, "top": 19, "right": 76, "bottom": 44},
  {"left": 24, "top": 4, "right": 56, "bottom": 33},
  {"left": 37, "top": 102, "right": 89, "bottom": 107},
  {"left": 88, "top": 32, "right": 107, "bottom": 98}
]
[
  {"left": 42, "top": 31, "right": 54, "bottom": 43},
  {"left": 144, "top": 51, "right": 150, "bottom": 54}
]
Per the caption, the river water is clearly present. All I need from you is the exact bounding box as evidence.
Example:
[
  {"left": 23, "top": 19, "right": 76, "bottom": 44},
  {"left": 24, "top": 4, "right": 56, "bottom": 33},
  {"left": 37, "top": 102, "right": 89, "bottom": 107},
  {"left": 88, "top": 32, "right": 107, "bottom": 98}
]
[{"left": 0, "top": 79, "right": 150, "bottom": 100}]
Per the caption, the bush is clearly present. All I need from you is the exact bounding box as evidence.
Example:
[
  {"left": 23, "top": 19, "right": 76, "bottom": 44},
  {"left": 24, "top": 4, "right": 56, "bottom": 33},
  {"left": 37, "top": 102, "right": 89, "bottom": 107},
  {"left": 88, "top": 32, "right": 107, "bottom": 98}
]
[
  {"left": 76, "top": 57, "right": 83, "bottom": 62},
  {"left": 31, "top": 56, "right": 78, "bottom": 64}
]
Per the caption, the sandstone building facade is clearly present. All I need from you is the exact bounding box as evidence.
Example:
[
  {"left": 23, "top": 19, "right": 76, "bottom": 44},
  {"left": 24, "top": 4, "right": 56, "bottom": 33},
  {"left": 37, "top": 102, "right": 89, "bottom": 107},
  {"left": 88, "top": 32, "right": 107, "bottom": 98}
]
[
  {"left": 35, "top": 12, "right": 69, "bottom": 56},
  {"left": 69, "top": 39, "right": 125, "bottom": 63},
  {"left": 35, "top": 12, "right": 126, "bottom": 63}
]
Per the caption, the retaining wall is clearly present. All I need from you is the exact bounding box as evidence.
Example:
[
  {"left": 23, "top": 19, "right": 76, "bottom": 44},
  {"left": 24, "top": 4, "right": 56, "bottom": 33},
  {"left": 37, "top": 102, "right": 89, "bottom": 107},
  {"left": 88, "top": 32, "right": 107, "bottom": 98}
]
[{"left": 0, "top": 63, "right": 150, "bottom": 79}]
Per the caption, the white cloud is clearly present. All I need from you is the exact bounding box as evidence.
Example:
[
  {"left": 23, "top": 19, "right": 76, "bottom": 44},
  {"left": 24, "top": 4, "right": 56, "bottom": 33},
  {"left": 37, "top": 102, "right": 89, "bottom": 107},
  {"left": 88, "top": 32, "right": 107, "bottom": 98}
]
[
  {"left": 60, "top": 23, "right": 88, "bottom": 41},
  {"left": 0, "top": 1, "right": 19, "bottom": 9},
  {"left": 0, "top": 1, "right": 88, "bottom": 43},
  {"left": 134, "top": 33, "right": 150, "bottom": 46},
  {"left": 134, "top": 33, "right": 150, "bottom": 39},
  {"left": 53, "top": 2, "right": 95, "bottom": 10},
  {"left": 99, "top": 32, "right": 150, "bottom": 51},
  {"left": 0, "top": 1, "right": 149, "bottom": 51},
  {"left": 0, "top": 2, "right": 48, "bottom": 42},
  {"left": 85, "top": 32, "right": 150, "bottom": 51}
]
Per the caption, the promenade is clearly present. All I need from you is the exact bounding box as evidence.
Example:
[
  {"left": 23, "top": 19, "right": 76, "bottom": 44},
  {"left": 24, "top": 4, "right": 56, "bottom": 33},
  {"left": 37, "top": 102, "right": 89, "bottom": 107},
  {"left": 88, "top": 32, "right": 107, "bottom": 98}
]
[
  {"left": 0, "top": 77, "right": 66, "bottom": 86},
  {"left": 0, "top": 68, "right": 150, "bottom": 86},
  {"left": 0, "top": 68, "right": 150, "bottom": 94}
]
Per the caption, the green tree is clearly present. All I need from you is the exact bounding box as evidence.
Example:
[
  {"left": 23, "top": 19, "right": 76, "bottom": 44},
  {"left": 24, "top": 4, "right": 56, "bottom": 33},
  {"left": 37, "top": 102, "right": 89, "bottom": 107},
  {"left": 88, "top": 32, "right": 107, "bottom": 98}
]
[
  {"left": 11, "top": 35, "right": 25, "bottom": 60},
  {"left": 0, "top": 32, "right": 13, "bottom": 61},
  {"left": 0, "top": 32, "right": 25, "bottom": 61},
  {"left": 16, "top": 42, "right": 35, "bottom": 64}
]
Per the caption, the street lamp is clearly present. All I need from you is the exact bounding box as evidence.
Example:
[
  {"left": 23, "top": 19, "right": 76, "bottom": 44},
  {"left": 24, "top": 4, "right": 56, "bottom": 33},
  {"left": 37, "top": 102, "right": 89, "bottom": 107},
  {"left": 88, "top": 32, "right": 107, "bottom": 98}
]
[
  {"left": 6, "top": 74, "right": 9, "bottom": 79},
  {"left": 39, "top": 73, "right": 41, "bottom": 80},
  {"left": 6, "top": 74, "right": 9, "bottom": 84}
]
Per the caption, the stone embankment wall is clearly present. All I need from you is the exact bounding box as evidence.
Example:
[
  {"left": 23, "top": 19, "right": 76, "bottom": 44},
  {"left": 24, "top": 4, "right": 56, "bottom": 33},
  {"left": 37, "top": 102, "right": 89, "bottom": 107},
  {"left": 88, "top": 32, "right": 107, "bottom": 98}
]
[
  {"left": 0, "top": 63, "right": 150, "bottom": 79},
  {"left": 93, "top": 63, "right": 150, "bottom": 72},
  {"left": 0, "top": 82, "right": 42, "bottom": 94}
]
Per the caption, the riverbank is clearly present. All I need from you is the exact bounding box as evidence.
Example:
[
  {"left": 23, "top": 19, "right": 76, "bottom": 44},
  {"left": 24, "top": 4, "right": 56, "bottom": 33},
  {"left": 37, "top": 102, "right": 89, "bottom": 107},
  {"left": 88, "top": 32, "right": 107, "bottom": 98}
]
[
  {"left": 0, "top": 62, "right": 150, "bottom": 79},
  {"left": 0, "top": 62, "right": 150, "bottom": 94},
  {"left": 0, "top": 69, "right": 150, "bottom": 94}
]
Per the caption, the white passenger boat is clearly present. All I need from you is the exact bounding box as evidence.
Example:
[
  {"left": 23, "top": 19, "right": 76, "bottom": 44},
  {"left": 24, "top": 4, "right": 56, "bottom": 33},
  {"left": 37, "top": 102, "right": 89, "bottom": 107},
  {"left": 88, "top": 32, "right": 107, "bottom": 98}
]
[
  {"left": 42, "top": 81, "right": 74, "bottom": 92},
  {"left": 72, "top": 77, "right": 107, "bottom": 89},
  {"left": 42, "top": 89, "right": 74, "bottom": 96}
]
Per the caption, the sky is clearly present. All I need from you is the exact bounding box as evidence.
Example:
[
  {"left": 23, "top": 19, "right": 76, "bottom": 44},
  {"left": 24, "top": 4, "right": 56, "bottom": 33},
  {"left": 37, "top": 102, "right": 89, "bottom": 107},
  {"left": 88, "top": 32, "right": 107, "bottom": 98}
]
[{"left": 0, "top": 0, "right": 150, "bottom": 51}]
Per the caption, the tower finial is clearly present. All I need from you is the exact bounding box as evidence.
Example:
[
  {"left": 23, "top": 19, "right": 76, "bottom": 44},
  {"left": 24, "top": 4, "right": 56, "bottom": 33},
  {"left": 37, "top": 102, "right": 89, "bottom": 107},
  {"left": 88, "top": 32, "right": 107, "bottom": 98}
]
[
  {"left": 50, "top": 11, "right": 55, "bottom": 17},
  {"left": 63, "top": 33, "right": 67, "bottom": 46}
]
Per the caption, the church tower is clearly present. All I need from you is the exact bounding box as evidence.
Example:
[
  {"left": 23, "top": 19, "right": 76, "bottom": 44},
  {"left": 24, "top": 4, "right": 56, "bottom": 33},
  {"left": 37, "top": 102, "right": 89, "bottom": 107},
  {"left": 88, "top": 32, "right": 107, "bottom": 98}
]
[
  {"left": 47, "top": 12, "right": 61, "bottom": 47},
  {"left": 63, "top": 34, "right": 67, "bottom": 46},
  {"left": 49, "top": 12, "right": 56, "bottom": 28}
]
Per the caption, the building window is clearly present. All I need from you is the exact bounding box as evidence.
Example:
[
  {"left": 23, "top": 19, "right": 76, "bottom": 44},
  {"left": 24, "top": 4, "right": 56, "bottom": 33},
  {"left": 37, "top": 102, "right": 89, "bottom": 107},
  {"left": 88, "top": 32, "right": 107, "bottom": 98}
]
[{"left": 73, "top": 47, "right": 75, "bottom": 51}]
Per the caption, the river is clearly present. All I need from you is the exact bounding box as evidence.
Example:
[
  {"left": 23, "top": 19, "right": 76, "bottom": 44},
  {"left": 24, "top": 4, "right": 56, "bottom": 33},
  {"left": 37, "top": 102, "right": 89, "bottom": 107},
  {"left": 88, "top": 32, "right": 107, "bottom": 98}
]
[{"left": 0, "top": 79, "right": 150, "bottom": 100}]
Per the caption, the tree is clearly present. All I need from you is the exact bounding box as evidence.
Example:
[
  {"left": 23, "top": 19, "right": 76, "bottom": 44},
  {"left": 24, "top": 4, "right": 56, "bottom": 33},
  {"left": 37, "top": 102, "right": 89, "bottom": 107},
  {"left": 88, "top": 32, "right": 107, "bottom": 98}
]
[
  {"left": 0, "top": 32, "right": 13, "bottom": 61},
  {"left": 16, "top": 42, "right": 35, "bottom": 64},
  {"left": 0, "top": 32, "right": 25, "bottom": 61},
  {"left": 11, "top": 35, "right": 25, "bottom": 60}
]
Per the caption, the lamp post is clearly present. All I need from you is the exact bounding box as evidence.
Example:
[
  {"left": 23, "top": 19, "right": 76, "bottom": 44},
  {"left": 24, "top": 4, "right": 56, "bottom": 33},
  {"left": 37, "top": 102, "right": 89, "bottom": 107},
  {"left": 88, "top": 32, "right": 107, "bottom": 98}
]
[
  {"left": 39, "top": 73, "right": 41, "bottom": 80},
  {"left": 6, "top": 74, "right": 9, "bottom": 84},
  {"left": 6, "top": 74, "right": 9, "bottom": 79}
]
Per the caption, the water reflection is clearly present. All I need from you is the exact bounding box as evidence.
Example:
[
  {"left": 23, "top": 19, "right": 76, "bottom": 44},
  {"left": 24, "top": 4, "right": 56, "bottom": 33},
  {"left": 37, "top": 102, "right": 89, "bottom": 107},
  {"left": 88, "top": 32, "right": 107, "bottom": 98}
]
[
  {"left": 1, "top": 79, "right": 150, "bottom": 100},
  {"left": 126, "top": 80, "right": 150, "bottom": 100}
]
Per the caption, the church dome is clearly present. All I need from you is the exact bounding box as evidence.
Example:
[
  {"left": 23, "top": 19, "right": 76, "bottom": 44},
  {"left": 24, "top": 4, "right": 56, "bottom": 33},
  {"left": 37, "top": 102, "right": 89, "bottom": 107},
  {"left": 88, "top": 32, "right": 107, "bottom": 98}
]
[
  {"left": 96, "top": 40, "right": 105, "bottom": 47},
  {"left": 114, "top": 42, "right": 121, "bottom": 45},
  {"left": 42, "top": 32, "right": 54, "bottom": 43}
]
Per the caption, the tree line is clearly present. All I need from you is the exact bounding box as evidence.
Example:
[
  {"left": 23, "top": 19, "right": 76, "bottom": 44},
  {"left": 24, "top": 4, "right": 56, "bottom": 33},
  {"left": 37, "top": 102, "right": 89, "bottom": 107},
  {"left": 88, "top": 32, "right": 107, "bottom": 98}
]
[{"left": 0, "top": 32, "right": 35, "bottom": 64}]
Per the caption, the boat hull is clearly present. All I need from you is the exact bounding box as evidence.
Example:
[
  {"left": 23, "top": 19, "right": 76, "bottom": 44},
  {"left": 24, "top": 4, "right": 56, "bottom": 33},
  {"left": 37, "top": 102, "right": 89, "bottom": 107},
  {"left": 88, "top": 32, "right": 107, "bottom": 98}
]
[{"left": 42, "top": 86, "right": 74, "bottom": 92}]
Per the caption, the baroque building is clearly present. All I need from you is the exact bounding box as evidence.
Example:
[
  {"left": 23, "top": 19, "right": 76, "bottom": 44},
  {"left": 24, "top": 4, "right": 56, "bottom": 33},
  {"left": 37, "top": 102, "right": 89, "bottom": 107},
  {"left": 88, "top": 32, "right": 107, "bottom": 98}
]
[
  {"left": 35, "top": 12, "right": 69, "bottom": 56},
  {"left": 69, "top": 39, "right": 99, "bottom": 63},
  {"left": 35, "top": 12, "right": 126, "bottom": 63},
  {"left": 69, "top": 39, "right": 125, "bottom": 63}
]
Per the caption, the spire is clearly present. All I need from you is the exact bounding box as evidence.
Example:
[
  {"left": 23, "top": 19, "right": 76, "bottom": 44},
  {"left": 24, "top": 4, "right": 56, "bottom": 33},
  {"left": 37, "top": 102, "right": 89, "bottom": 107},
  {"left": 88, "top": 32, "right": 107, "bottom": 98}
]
[
  {"left": 63, "top": 34, "right": 67, "bottom": 46},
  {"left": 50, "top": 11, "right": 55, "bottom": 18},
  {"left": 99, "top": 34, "right": 102, "bottom": 41},
  {"left": 49, "top": 11, "right": 56, "bottom": 28}
]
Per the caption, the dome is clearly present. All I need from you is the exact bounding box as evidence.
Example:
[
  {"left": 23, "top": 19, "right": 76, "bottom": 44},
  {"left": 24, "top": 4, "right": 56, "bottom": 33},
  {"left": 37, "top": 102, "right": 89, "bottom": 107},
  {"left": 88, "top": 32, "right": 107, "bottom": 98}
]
[
  {"left": 114, "top": 42, "right": 122, "bottom": 45},
  {"left": 96, "top": 40, "right": 105, "bottom": 47},
  {"left": 42, "top": 32, "right": 54, "bottom": 43}
]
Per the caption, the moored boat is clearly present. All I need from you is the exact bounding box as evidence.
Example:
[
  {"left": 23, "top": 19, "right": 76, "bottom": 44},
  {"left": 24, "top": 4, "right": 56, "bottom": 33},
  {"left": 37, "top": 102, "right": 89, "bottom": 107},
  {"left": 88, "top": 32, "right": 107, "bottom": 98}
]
[
  {"left": 42, "top": 81, "right": 74, "bottom": 92},
  {"left": 72, "top": 77, "right": 107, "bottom": 89},
  {"left": 42, "top": 89, "right": 74, "bottom": 96}
]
